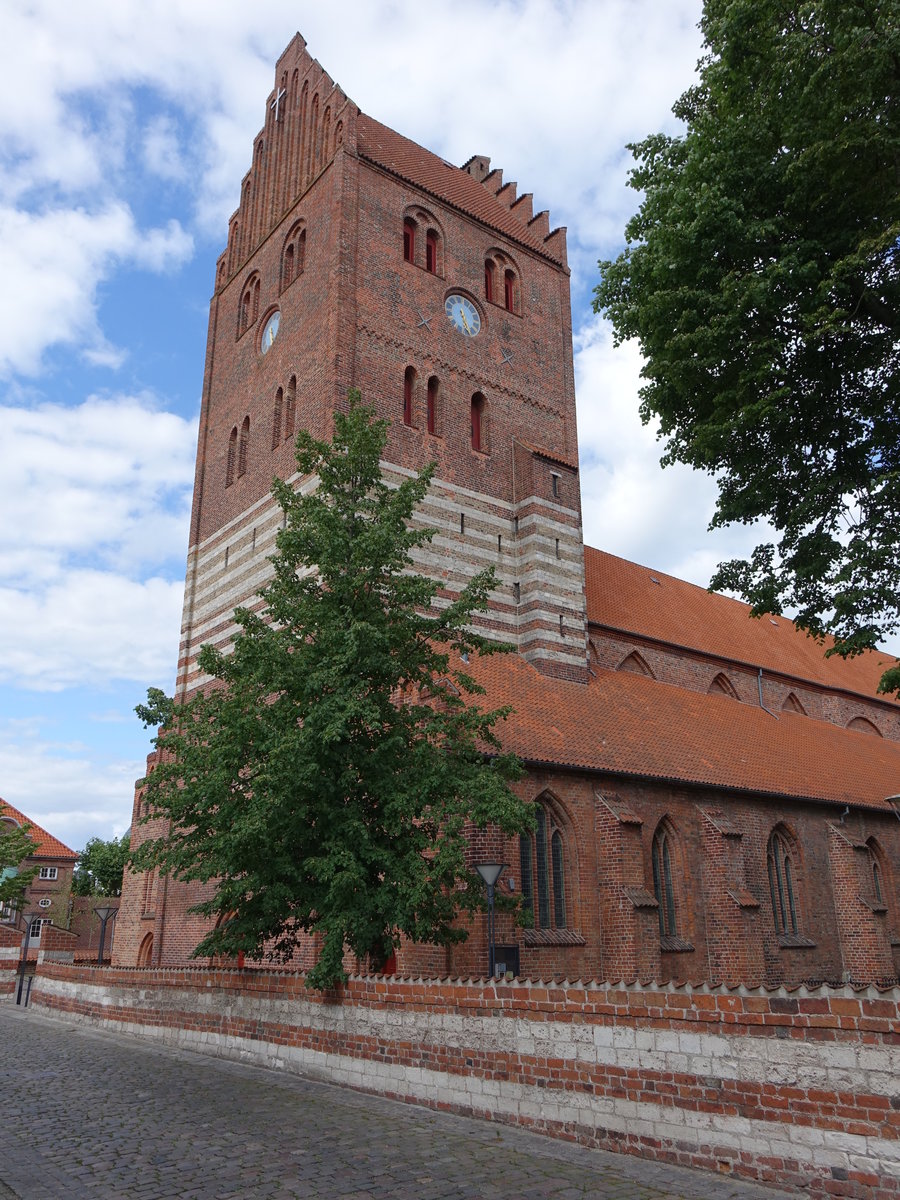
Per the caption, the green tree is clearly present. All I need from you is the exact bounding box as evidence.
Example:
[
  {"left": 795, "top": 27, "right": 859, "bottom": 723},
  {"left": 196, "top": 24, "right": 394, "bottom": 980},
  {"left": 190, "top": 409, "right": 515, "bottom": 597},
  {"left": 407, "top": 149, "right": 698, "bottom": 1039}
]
[
  {"left": 72, "top": 835, "right": 131, "bottom": 897},
  {"left": 0, "top": 820, "right": 37, "bottom": 912},
  {"left": 132, "top": 394, "right": 528, "bottom": 988},
  {"left": 595, "top": 0, "right": 900, "bottom": 689}
]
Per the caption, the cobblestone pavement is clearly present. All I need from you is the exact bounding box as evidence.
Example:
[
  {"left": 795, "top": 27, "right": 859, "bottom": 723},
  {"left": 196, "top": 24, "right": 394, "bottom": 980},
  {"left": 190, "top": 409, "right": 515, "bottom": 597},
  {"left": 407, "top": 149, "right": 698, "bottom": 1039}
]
[{"left": 0, "top": 1004, "right": 796, "bottom": 1200}]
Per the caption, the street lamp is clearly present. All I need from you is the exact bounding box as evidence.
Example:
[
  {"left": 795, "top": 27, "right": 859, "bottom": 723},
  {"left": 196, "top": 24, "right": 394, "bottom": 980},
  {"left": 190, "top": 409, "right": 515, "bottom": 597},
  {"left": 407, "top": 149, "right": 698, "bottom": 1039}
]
[
  {"left": 16, "top": 911, "right": 41, "bottom": 1005},
  {"left": 474, "top": 862, "right": 506, "bottom": 981},
  {"left": 93, "top": 905, "right": 118, "bottom": 965}
]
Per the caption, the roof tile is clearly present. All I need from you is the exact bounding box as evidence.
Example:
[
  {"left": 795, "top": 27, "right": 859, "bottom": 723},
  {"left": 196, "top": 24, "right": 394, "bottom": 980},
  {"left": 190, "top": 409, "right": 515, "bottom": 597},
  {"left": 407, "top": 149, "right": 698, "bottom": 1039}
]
[
  {"left": 585, "top": 546, "right": 899, "bottom": 703},
  {"left": 0, "top": 799, "right": 77, "bottom": 860}
]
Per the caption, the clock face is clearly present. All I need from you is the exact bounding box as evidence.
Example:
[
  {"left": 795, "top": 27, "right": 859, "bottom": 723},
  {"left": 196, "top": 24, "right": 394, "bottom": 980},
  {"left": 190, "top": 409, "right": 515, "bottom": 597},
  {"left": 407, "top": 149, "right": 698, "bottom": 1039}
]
[
  {"left": 261, "top": 310, "right": 280, "bottom": 353},
  {"left": 444, "top": 294, "right": 481, "bottom": 337}
]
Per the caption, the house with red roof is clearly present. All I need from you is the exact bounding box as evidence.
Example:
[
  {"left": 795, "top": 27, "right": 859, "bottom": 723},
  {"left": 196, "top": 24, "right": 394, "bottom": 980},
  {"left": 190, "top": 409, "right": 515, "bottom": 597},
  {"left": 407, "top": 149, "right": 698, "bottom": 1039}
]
[
  {"left": 115, "top": 34, "right": 900, "bottom": 989},
  {"left": 1, "top": 800, "right": 77, "bottom": 946}
]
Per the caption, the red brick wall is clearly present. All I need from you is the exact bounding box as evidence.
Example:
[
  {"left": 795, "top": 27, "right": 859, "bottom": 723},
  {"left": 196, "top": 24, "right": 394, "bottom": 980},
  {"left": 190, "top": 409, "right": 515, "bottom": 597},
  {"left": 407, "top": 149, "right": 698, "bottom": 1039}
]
[
  {"left": 28, "top": 965, "right": 900, "bottom": 1200},
  {"left": 590, "top": 627, "right": 900, "bottom": 741}
]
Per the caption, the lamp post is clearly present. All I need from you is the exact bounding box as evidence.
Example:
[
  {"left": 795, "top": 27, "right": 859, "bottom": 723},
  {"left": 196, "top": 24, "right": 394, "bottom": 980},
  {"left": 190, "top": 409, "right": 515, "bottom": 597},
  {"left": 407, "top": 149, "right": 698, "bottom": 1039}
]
[
  {"left": 16, "top": 911, "right": 41, "bottom": 1005},
  {"left": 474, "top": 862, "right": 506, "bottom": 981},
  {"left": 93, "top": 905, "right": 118, "bottom": 965}
]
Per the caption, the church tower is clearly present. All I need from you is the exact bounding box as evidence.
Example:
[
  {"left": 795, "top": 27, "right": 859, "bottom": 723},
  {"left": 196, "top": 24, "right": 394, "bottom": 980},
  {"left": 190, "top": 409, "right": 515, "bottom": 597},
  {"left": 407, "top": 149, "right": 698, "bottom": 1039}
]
[
  {"left": 180, "top": 33, "right": 587, "bottom": 702},
  {"left": 117, "top": 34, "right": 588, "bottom": 966}
]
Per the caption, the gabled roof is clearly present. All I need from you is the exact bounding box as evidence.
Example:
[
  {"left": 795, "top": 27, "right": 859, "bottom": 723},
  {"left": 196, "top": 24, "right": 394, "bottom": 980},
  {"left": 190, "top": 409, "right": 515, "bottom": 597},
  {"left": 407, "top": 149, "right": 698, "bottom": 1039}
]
[
  {"left": 0, "top": 799, "right": 77, "bottom": 860},
  {"left": 468, "top": 652, "right": 900, "bottom": 813},
  {"left": 584, "top": 546, "right": 900, "bottom": 705},
  {"left": 356, "top": 115, "right": 562, "bottom": 264}
]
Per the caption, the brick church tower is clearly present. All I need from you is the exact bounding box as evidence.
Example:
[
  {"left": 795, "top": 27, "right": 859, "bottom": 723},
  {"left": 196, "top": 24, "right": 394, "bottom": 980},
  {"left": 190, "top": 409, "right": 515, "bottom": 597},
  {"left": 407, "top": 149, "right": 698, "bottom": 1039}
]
[
  {"left": 180, "top": 33, "right": 586, "bottom": 706},
  {"left": 116, "top": 34, "right": 589, "bottom": 966}
]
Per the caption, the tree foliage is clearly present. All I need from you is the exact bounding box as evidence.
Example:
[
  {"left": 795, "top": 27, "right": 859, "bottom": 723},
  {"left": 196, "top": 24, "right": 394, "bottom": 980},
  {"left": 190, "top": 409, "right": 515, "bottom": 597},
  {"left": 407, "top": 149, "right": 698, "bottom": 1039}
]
[
  {"left": 72, "top": 835, "right": 131, "bottom": 897},
  {"left": 0, "top": 820, "right": 37, "bottom": 910},
  {"left": 132, "top": 394, "right": 528, "bottom": 988},
  {"left": 595, "top": 0, "right": 900, "bottom": 689}
]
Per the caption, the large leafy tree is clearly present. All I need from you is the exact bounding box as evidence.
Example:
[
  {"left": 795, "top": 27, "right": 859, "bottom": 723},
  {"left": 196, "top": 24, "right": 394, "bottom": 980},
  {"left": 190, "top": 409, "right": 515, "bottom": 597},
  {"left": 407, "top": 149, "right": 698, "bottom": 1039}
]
[
  {"left": 72, "top": 835, "right": 131, "bottom": 897},
  {"left": 595, "top": 0, "right": 900, "bottom": 689},
  {"left": 0, "top": 820, "right": 37, "bottom": 912},
  {"left": 132, "top": 394, "right": 528, "bottom": 988}
]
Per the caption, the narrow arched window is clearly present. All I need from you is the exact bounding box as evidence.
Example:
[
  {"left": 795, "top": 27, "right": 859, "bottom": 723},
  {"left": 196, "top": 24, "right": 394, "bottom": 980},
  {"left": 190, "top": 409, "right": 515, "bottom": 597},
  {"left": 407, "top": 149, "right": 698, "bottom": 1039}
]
[
  {"left": 426, "top": 376, "right": 438, "bottom": 435},
  {"left": 520, "top": 800, "right": 568, "bottom": 930},
  {"left": 403, "top": 217, "right": 416, "bottom": 264},
  {"left": 652, "top": 824, "right": 678, "bottom": 938},
  {"left": 403, "top": 367, "right": 415, "bottom": 427},
  {"left": 283, "top": 243, "right": 294, "bottom": 290},
  {"left": 504, "top": 269, "right": 515, "bottom": 312},
  {"left": 297, "top": 229, "right": 306, "bottom": 273},
  {"left": 767, "top": 828, "right": 799, "bottom": 937},
  {"left": 226, "top": 426, "right": 237, "bottom": 487},
  {"left": 471, "top": 393, "right": 487, "bottom": 452},
  {"left": 285, "top": 375, "right": 296, "bottom": 440},
  {"left": 252, "top": 278, "right": 260, "bottom": 323},
  {"left": 237, "top": 416, "right": 250, "bottom": 478},
  {"left": 484, "top": 258, "right": 495, "bottom": 303},
  {"left": 426, "top": 229, "right": 438, "bottom": 273},
  {"left": 272, "top": 387, "right": 283, "bottom": 449}
]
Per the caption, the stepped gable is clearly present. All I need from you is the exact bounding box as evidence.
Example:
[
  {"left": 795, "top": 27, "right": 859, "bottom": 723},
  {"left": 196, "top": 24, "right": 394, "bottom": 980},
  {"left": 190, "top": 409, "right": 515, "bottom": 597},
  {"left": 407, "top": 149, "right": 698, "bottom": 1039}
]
[
  {"left": 467, "top": 651, "right": 900, "bottom": 811},
  {"left": 356, "top": 115, "right": 566, "bottom": 266},
  {"left": 0, "top": 799, "right": 77, "bottom": 860},
  {"left": 585, "top": 545, "right": 900, "bottom": 703}
]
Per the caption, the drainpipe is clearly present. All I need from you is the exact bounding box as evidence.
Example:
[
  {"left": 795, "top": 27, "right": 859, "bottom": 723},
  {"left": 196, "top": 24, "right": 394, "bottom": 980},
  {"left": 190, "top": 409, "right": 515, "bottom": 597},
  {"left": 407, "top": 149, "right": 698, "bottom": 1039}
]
[{"left": 757, "top": 668, "right": 779, "bottom": 719}]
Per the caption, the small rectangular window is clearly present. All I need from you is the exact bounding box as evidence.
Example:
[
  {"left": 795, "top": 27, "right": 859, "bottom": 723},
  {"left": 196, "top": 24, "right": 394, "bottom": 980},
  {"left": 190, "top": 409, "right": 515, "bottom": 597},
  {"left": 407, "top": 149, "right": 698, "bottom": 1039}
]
[
  {"left": 551, "top": 473, "right": 560, "bottom": 498},
  {"left": 39, "top": 866, "right": 58, "bottom": 880}
]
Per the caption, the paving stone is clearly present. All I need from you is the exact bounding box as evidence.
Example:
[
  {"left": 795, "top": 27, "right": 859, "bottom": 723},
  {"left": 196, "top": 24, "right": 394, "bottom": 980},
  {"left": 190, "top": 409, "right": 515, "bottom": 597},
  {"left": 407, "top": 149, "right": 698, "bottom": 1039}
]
[{"left": 0, "top": 1004, "right": 797, "bottom": 1200}]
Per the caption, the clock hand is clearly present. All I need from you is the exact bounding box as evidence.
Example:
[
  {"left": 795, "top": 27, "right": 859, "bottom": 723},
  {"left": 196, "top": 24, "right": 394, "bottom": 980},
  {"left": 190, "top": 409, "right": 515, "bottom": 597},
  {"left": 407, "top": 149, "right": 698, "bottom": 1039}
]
[{"left": 460, "top": 309, "right": 470, "bottom": 334}]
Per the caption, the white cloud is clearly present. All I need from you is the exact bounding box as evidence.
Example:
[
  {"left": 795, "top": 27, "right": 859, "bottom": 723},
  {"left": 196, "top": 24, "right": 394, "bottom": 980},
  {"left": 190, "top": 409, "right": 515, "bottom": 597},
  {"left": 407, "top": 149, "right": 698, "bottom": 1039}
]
[
  {"left": 575, "top": 315, "right": 771, "bottom": 585},
  {"left": 142, "top": 115, "right": 188, "bottom": 182},
  {"left": 0, "top": 204, "right": 193, "bottom": 376},
  {"left": 0, "top": 395, "right": 195, "bottom": 690},
  {"left": 0, "top": 571, "right": 184, "bottom": 692},
  {"left": 0, "top": 396, "right": 196, "bottom": 573},
  {"left": 0, "top": 718, "right": 138, "bottom": 846}
]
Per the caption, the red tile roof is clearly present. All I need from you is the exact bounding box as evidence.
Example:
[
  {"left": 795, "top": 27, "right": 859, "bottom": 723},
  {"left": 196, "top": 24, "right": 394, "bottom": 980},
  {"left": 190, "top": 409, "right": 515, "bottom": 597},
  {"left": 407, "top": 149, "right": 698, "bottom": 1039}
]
[
  {"left": 468, "top": 652, "right": 900, "bottom": 813},
  {"left": 0, "top": 800, "right": 77, "bottom": 860},
  {"left": 584, "top": 546, "right": 900, "bottom": 704},
  {"left": 356, "top": 115, "right": 562, "bottom": 264}
]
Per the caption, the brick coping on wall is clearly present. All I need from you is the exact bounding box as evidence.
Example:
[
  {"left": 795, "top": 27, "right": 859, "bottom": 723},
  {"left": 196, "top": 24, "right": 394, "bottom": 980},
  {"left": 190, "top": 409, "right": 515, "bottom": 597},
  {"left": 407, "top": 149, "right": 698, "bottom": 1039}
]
[{"left": 22, "top": 966, "right": 900, "bottom": 1200}]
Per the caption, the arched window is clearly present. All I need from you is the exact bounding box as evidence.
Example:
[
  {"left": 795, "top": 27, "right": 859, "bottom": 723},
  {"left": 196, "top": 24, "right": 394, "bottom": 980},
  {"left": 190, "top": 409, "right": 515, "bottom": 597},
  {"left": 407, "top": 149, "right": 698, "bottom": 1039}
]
[
  {"left": 403, "top": 366, "right": 415, "bottom": 427},
  {"left": 403, "top": 217, "right": 416, "bottom": 264},
  {"left": 237, "top": 416, "right": 250, "bottom": 478},
  {"left": 504, "top": 268, "right": 516, "bottom": 312},
  {"left": 651, "top": 822, "right": 679, "bottom": 939},
  {"left": 709, "top": 672, "right": 738, "bottom": 698},
  {"left": 426, "top": 376, "right": 439, "bottom": 436},
  {"left": 847, "top": 716, "right": 882, "bottom": 737},
  {"left": 520, "top": 799, "right": 568, "bottom": 930},
  {"left": 767, "top": 827, "right": 800, "bottom": 937},
  {"left": 137, "top": 932, "right": 154, "bottom": 967},
  {"left": 281, "top": 223, "right": 306, "bottom": 292},
  {"left": 484, "top": 258, "right": 495, "bottom": 303},
  {"left": 471, "top": 393, "right": 488, "bottom": 453},
  {"left": 285, "top": 375, "right": 296, "bottom": 440},
  {"left": 782, "top": 692, "right": 806, "bottom": 715},
  {"left": 272, "top": 387, "right": 283, "bottom": 449},
  {"left": 617, "top": 650, "right": 655, "bottom": 678},
  {"left": 866, "top": 838, "right": 890, "bottom": 913},
  {"left": 426, "top": 229, "right": 438, "bottom": 274},
  {"left": 226, "top": 426, "right": 237, "bottom": 487}
]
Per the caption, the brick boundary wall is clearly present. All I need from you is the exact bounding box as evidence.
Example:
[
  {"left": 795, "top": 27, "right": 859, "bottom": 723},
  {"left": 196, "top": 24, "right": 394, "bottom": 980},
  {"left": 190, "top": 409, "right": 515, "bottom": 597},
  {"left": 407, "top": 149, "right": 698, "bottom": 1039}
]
[
  {"left": 0, "top": 924, "right": 22, "bottom": 997},
  {"left": 19, "top": 965, "right": 900, "bottom": 1199}
]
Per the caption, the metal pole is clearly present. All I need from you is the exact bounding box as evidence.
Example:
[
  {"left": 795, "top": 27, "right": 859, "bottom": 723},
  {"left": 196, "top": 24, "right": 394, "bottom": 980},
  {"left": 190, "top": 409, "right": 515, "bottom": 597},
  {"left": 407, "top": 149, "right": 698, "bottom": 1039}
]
[
  {"left": 486, "top": 882, "right": 496, "bottom": 980},
  {"left": 16, "top": 918, "right": 35, "bottom": 1005}
]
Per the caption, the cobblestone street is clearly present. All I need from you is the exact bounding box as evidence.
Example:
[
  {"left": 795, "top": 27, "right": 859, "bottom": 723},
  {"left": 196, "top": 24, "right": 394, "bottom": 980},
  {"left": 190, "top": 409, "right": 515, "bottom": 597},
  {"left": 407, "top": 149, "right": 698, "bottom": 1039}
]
[{"left": 0, "top": 1004, "right": 795, "bottom": 1200}]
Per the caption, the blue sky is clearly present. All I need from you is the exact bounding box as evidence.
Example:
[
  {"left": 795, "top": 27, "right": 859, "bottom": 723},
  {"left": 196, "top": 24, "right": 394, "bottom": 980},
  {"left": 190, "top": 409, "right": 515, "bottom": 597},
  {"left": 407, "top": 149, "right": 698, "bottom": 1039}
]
[{"left": 2, "top": 0, "right": 817, "bottom": 852}]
